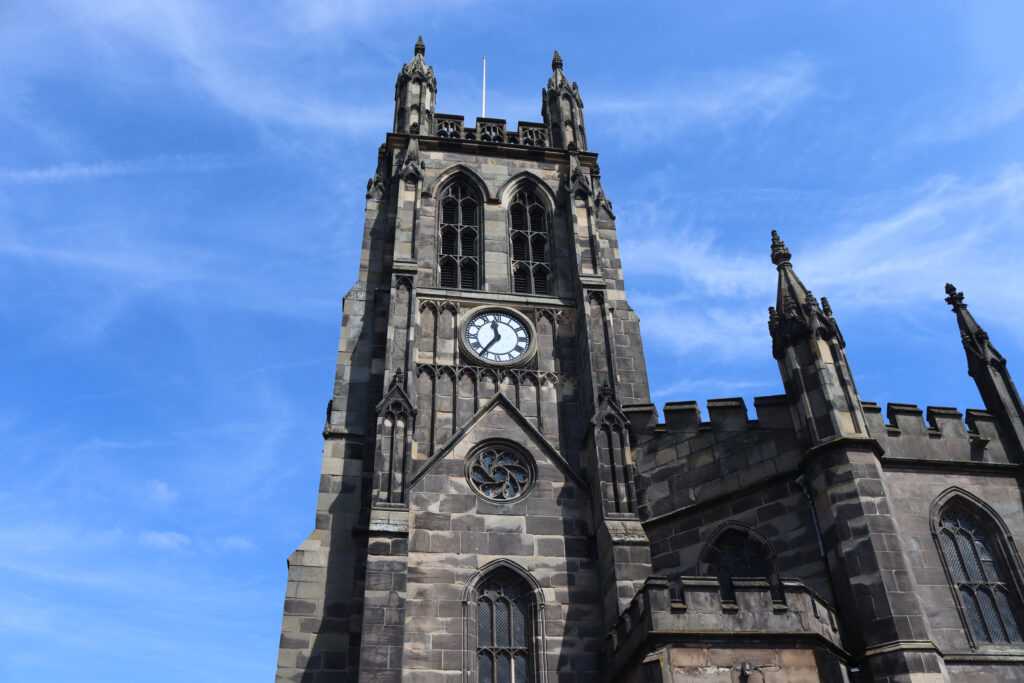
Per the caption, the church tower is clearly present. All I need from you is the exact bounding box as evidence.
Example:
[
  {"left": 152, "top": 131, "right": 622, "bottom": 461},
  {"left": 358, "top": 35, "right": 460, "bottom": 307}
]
[
  {"left": 276, "top": 40, "right": 653, "bottom": 683},
  {"left": 278, "top": 39, "right": 1024, "bottom": 683}
]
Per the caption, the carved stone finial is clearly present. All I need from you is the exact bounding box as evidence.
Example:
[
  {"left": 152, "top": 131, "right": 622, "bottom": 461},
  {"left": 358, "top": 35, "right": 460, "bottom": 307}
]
[
  {"left": 389, "top": 368, "right": 405, "bottom": 391},
  {"left": 770, "top": 230, "right": 792, "bottom": 266},
  {"left": 945, "top": 282, "right": 966, "bottom": 309},
  {"left": 552, "top": 50, "right": 563, "bottom": 71},
  {"left": 821, "top": 297, "right": 833, "bottom": 318},
  {"left": 805, "top": 290, "right": 819, "bottom": 311},
  {"left": 598, "top": 380, "right": 614, "bottom": 401},
  {"left": 414, "top": 36, "right": 425, "bottom": 56}
]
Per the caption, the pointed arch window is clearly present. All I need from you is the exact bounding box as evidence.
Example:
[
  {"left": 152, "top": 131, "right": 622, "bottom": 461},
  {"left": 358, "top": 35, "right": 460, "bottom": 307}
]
[
  {"left": 509, "top": 190, "right": 550, "bottom": 296},
  {"left": 477, "top": 572, "right": 532, "bottom": 683},
  {"left": 937, "top": 501, "right": 1024, "bottom": 644},
  {"left": 439, "top": 180, "right": 480, "bottom": 290},
  {"left": 700, "top": 527, "right": 781, "bottom": 604}
]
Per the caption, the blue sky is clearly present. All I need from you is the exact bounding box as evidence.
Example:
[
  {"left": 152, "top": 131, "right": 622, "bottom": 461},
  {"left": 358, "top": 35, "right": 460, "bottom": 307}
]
[{"left": 2, "top": 2, "right": 1023, "bottom": 680}]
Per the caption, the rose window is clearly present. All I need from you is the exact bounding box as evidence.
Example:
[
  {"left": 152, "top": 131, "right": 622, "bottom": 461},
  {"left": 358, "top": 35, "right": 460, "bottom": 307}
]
[{"left": 468, "top": 445, "right": 533, "bottom": 501}]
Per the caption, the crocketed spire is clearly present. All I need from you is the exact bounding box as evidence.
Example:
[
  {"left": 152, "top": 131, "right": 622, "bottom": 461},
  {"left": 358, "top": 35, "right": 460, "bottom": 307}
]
[
  {"left": 945, "top": 282, "right": 1024, "bottom": 457},
  {"left": 542, "top": 49, "right": 586, "bottom": 149},
  {"left": 767, "top": 231, "right": 843, "bottom": 359},
  {"left": 946, "top": 283, "right": 1006, "bottom": 368},
  {"left": 393, "top": 36, "right": 436, "bottom": 134}
]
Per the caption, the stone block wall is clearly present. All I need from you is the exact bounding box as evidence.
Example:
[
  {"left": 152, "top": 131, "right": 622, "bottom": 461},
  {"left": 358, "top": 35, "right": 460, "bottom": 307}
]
[
  {"left": 883, "top": 467, "right": 1024, "bottom": 655},
  {"left": 402, "top": 427, "right": 604, "bottom": 683}
]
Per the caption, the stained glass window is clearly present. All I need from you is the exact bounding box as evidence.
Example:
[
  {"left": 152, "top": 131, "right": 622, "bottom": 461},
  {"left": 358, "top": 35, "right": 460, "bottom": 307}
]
[
  {"left": 478, "top": 575, "right": 530, "bottom": 683},
  {"left": 938, "top": 505, "right": 1024, "bottom": 644}
]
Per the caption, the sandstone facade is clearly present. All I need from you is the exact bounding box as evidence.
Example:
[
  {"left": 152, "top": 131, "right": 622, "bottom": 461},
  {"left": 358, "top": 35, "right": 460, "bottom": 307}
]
[{"left": 276, "top": 40, "right": 1024, "bottom": 683}]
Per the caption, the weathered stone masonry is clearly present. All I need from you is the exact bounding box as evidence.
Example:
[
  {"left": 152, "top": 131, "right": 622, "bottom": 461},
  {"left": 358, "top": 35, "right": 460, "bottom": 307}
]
[{"left": 277, "top": 39, "right": 1024, "bottom": 683}]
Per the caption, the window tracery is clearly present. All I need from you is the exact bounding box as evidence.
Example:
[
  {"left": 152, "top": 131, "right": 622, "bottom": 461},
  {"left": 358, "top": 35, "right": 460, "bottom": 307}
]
[
  {"left": 509, "top": 190, "right": 549, "bottom": 295},
  {"left": 701, "top": 527, "right": 780, "bottom": 604},
  {"left": 477, "top": 573, "right": 531, "bottom": 683},
  {"left": 467, "top": 443, "right": 534, "bottom": 502},
  {"left": 439, "top": 180, "right": 480, "bottom": 290},
  {"left": 937, "top": 503, "right": 1024, "bottom": 644}
]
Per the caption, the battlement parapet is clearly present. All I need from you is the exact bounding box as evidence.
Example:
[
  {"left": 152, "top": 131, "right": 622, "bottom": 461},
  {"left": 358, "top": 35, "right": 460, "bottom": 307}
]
[
  {"left": 861, "top": 401, "right": 1010, "bottom": 464},
  {"left": 606, "top": 575, "right": 842, "bottom": 675},
  {"left": 433, "top": 114, "right": 551, "bottom": 147},
  {"left": 629, "top": 395, "right": 792, "bottom": 442},
  {"left": 633, "top": 395, "right": 802, "bottom": 518}
]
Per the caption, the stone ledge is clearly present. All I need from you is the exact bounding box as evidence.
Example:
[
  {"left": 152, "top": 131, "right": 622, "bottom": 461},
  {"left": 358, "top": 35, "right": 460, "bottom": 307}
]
[{"left": 607, "top": 575, "right": 844, "bottom": 675}]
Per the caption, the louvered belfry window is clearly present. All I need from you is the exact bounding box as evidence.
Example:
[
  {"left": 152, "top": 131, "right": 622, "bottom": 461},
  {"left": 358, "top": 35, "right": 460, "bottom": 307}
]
[
  {"left": 439, "top": 181, "right": 480, "bottom": 289},
  {"left": 477, "top": 574, "right": 530, "bottom": 683},
  {"left": 938, "top": 505, "right": 1024, "bottom": 644},
  {"left": 509, "top": 190, "right": 549, "bottom": 295}
]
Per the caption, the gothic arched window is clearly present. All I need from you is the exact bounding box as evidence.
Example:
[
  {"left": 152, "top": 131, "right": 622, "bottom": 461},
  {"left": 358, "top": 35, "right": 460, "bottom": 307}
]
[
  {"left": 509, "top": 190, "right": 549, "bottom": 295},
  {"left": 937, "top": 502, "right": 1024, "bottom": 644},
  {"left": 700, "top": 526, "right": 781, "bottom": 604},
  {"left": 439, "top": 180, "right": 480, "bottom": 290},
  {"left": 477, "top": 572, "right": 532, "bottom": 683}
]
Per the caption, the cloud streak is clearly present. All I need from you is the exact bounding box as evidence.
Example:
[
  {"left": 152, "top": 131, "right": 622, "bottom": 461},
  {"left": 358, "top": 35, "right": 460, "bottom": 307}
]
[
  {"left": 0, "top": 155, "right": 236, "bottom": 184},
  {"left": 590, "top": 54, "right": 817, "bottom": 144},
  {"left": 623, "top": 165, "right": 1024, "bottom": 361}
]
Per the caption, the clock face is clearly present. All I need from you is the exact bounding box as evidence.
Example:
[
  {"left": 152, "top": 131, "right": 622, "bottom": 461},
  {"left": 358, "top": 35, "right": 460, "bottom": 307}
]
[{"left": 463, "top": 310, "right": 533, "bottom": 365}]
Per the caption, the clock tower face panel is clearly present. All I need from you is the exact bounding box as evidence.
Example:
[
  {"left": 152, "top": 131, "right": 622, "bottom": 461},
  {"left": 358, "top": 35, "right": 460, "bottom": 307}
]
[{"left": 461, "top": 308, "right": 535, "bottom": 365}]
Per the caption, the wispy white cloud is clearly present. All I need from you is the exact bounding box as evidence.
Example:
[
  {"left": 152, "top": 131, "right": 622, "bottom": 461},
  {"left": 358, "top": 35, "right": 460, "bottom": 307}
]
[
  {"left": 623, "top": 165, "right": 1024, "bottom": 362},
  {"left": 0, "top": 155, "right": 236, "bottom": 184},
  {"left": 590, "top": 54, "right": 817, "bottom": 143},
  {"left": 55, "top": 0, "right": 392, "bottom": 133},
  {"left": 908, "top": 81, "right": 1024, "bottom": 146},
  {"left": 146, "top": 480, "right": 179, "bottom": 504},
  {"left": 139, "top": 530, "right": 191, "bottom": 550},
  {"left": 217, "top": 536, "right": 257, "bottom": 552}
]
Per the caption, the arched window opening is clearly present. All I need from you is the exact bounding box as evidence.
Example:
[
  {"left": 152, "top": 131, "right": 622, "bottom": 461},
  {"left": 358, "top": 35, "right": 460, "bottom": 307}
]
[
  {"left": 513, "top": 264, "right": 531, "bottom": 294},
  {"left": 530, "top": 235, "right": 547, "bottom": 263},
  {"left": 532, "top": 266, "right": 549, "bottom": 296},
  {"left": 508, "top": 189, "right": 551, "bottom": 296},
  {"left": 510, "top": 204, "right": 527, "bottom": 232},
  {"left": 477, "top": 572, "right": 531, "bottom": 683},
  {"left": 441, "top": 227, "right": 458, "bottom": 255},
  {"left": 438, "top": 180, "right": 480, "bottom": 290},
  {"left": 440, "top": 258, "right": 458, "bottom": 289},
  {"left": 528, "top": 205, "right": 545, "bottom": 232},
  {"left": 938, "top": 503, "right": 1024, "bottom": 644},
  {"left": 701, "top": 527, "right": 780, "bottom": 604}
]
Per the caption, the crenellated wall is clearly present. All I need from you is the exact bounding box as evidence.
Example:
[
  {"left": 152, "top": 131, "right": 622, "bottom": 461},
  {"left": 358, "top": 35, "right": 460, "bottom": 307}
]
[
  {"left": 862, "top": 401, "right": 1014, "bottom": 464},
  {"left": 606, "top": 576, "right": 847, "bottom": 682}
]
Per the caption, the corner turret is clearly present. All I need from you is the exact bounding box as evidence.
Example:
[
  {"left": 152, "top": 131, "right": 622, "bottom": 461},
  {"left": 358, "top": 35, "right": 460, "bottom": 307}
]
[
  {"left": 542, "top": 51, "right": 587, "bottom": 150},
  {"left": 767, "top": 231, "right": 866, "bottom": 445},
  {"left": 393, "top": 36, "right": 437, "bottom": 135},
  {"left": 945, "top": 283, "right": 1024, "bottom": 459}
]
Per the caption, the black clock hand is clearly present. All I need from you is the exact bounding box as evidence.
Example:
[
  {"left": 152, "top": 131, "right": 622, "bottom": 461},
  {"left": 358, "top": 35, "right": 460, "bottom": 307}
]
[{"left": 480, "top": 322, "right": 502, "bottom": 352}]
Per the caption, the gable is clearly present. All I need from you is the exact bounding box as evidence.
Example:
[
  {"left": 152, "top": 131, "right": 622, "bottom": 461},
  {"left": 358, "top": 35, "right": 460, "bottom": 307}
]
[{"left": 407, "top": 391, "right": 588, "bottom": 494}]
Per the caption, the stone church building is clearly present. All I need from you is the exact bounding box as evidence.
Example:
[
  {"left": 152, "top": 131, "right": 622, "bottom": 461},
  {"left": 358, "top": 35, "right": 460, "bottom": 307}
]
[{"left": 276, "top": 39, "right": 1024, "bottom": 682}]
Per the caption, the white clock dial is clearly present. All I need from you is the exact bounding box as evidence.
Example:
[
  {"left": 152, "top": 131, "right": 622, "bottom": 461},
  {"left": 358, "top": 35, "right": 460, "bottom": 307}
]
[{"left": 464, "top": 310, "right": 532, "bottom": 364}]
